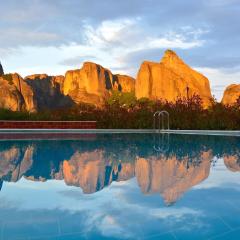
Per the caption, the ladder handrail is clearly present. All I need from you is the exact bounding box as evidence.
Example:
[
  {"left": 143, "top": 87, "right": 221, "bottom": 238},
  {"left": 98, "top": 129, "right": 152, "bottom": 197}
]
[{"left": 153, "top": 110, "right": 170, "bottom": 131}]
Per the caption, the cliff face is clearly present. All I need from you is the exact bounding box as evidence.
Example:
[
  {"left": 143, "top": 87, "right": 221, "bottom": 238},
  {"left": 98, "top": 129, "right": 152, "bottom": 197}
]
[
  {"left": 0, "top": 73, "right": 36, "bottom": 112},
  {"left": 24, "top": 74, "right": 74, "bottom": 110},
  {"left": 0, "top": 61, "right": 135, "bottom": 111},
  {"left": 222, "top": 84, "right": 240, "bottom": 106},
  {"left": 135, "top": 50, "right": 212, "bottom": 107},
  {"left": 64, "top": 62, "right": 135, "bottom": 106},
  {"left": 0, "top": 51, "right": 217, "bottom": 110}
]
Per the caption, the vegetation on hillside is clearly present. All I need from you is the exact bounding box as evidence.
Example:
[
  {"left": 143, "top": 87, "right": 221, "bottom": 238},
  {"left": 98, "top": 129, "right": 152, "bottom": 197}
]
[{"left": 0, "top": 93, "right": 240, "bottom": 130}]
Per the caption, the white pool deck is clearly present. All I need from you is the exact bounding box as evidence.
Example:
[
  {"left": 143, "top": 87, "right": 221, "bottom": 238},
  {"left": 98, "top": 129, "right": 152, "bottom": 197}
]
[{"left": 0, "top": 129, "right": 240, "bottom": 136}]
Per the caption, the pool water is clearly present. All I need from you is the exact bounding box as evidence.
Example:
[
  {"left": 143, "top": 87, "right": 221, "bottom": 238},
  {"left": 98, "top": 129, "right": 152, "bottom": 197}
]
[{"left": 0, "top": 133, "right": 240, "bottom": 240}]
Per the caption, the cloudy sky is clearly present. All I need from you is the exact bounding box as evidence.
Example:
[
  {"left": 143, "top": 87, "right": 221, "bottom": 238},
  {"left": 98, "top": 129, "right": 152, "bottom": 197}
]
[{"left": 0, "top": 0, "right": 240, "bottom": 100}]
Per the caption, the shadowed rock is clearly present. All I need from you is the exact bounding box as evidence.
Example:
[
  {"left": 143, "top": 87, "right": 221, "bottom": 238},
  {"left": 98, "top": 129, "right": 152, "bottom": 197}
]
[
  {"left": 24, "top": 74, "right": 74, "bottom": 111},
  {"left": 0, "top": 62, "right": 4, "bottom": 76}
]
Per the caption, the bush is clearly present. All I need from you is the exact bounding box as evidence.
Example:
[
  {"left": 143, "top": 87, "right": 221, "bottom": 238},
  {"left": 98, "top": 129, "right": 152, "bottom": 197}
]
[{"left": 0, "top": 95, "right": 240, "bottom": 130}]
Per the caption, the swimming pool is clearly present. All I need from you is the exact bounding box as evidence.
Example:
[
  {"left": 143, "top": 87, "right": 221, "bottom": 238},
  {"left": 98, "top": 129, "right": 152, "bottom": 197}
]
[{"left": 0, "top": 133, "right": 240, "bottom": 240}]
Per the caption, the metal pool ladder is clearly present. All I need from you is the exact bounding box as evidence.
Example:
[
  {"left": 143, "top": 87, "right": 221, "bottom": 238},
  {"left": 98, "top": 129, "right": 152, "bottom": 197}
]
[{"left": 153, "top": 110, "right": 170, "bottom": 132}]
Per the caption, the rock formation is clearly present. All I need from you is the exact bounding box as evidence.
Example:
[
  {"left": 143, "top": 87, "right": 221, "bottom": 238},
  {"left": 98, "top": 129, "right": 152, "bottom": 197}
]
[
  {"left": 0, "top": 73, "right": 36, "bottom": 112},
  {"left": 0, "top": 62, "right": 4, "bottom": 76},
  {"left": 135, "top": 50, "right": 212, "bottom": 107},
  {"left": 24, "top": 74, "right": 73, "bottom": 110},
  {"left": 222, "top": 84, "right": 240, "bottom": 106},
  {"left": 63, "top": 62, "right": 135, "bottom": 106}
]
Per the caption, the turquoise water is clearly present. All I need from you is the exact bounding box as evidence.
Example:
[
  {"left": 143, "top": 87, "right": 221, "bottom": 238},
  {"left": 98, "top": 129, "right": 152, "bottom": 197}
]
[{"left": 0, "top": 134, "right": 240, "bottom": 240}]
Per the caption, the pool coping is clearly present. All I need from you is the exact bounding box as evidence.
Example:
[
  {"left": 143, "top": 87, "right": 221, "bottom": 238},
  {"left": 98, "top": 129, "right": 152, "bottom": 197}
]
[{"left": 0, "top": 129, "right": 240, "bottom": 136}]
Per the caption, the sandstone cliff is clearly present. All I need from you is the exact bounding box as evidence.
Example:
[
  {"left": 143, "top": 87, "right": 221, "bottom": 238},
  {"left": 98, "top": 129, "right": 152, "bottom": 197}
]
[
  {"left": 222, "top": 84, "right": 240, "bottom": 106},
  {"left": 135, "top": 50, "right": 212, "bottom": 107},
  {"left": 24, "top": 74, "right": 74, "bottom": 110},
  {"left": 63, "top": 62, "right": 135, "bottom": 106},
  {"left": 0, "top": 73, "right": 36, "bottom": 112}
]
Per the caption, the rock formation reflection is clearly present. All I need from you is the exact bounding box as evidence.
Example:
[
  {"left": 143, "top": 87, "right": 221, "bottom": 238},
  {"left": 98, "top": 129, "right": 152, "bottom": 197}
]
[{"left": 0, "top": 134, "right": 240, "bottom": 205}]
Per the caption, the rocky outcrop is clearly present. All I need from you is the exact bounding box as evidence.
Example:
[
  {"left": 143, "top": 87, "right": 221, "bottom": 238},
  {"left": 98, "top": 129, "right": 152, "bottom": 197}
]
[
  {"left": 24, "top": 74, "right": 74, "bottom": 110},
  {"left": 222, "top": 84, "right": 240, "bottom": 106},
  {"left": 115, "top": 74, "right": 135, "bottom": 93},
  {"left": 12, "top": 73, "right": 36, "bottom": 112},
  {"left": 0, "top": 62, "right": 4, "bottom": 76},
  {"left": 135, "top": 50, "right": 212, "bottom": 107},
  {"left": 63, "top": 62, "right": 135, "bottom": 106},
  {"left": 0, "top": 73, "right": 36, "bottom": 111},
  {"left": 0, "top": 75, "right": 25, "bottom": 111}
]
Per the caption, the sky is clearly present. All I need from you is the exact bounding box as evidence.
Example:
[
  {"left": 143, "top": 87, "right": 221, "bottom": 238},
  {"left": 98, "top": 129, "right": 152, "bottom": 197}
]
[{"left": 0, "top": 0, "right": 240, "bottom": 100}]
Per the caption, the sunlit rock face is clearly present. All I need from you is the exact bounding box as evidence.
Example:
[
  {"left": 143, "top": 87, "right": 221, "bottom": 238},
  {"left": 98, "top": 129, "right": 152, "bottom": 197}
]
[
  {"left": 64, "top": 62, "right": 135, "bottom": 106},
  {"left": 0, "top": 146, "right": 33, "bottom": 182},
  {"left": 135, "top": 50, "right": 212, "bottom": 107},
  {"left": 224, "top": 155, "right": 240, "bottom": 172},
  {"left": 135, "top": 151, "right": 212, "bottom": 205},
  {"left": 12, "top": 73, "right": 36, "bottom": 112},
  {"left": 222, "top": 84, "right": 240, "bottom": 106},
  {"left": 63, "top": 150, "right": 135, "bottom": 193},
  {"left": 24, "top": 74, "right": 73, "bottom": 110},
  {"left": 0, "top": 73, "right": 36, "bottom": 111},
  {"left": 0, "top": 62, "right": 4, "bottom": 76},
  {"left": 0, "top": 75, "right": 24, "bottom": 111},
  {"left": 115, "top": 74, "right": 135, "bottom": 93}
]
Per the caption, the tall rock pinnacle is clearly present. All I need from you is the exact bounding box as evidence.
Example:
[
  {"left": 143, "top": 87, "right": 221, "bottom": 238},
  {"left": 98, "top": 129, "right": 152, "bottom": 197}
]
[{"left": 135, "top": 49, "right": 213, "bottom": 107}]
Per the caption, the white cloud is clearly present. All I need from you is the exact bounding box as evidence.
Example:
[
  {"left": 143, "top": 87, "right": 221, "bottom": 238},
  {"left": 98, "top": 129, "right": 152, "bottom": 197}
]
[{"left": 2, "top": 18, "right": 209, "bottom": 80}]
